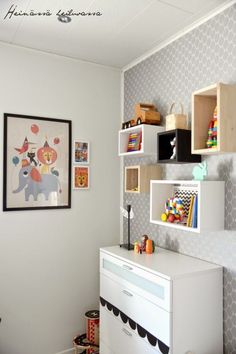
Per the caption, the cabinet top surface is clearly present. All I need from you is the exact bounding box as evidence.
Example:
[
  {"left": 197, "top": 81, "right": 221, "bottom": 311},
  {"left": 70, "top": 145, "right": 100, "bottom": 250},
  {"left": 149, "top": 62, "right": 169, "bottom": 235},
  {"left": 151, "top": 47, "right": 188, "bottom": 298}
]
[{"left": 100, "top": 246, "right": 222, "bottom": 280}]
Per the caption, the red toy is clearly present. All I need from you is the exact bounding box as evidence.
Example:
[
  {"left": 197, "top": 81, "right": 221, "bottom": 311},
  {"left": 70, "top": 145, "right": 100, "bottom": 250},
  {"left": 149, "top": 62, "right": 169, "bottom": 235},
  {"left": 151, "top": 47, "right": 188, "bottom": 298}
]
[{"left": 167, "top": 214, "right": 175, "bottom": 223}]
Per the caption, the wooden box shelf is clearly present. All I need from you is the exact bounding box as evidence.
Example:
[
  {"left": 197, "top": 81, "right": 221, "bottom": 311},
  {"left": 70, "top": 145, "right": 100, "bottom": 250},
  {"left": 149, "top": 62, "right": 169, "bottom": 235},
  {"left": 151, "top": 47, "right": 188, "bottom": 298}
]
[
  {"left": 118, "top": 124, "right": 164, "bottom": 157},
  {"left": 150, "top": 180, "right": 225, "bottom": 233},
  {"left": 192, "top": 83, "right": 236, "bottom": 154},
  {"left": 125, "top": 165, "right": 162, "bottom": 193},
  {"left": 157, "top": 129, "right": 201, "bottom": 164}
]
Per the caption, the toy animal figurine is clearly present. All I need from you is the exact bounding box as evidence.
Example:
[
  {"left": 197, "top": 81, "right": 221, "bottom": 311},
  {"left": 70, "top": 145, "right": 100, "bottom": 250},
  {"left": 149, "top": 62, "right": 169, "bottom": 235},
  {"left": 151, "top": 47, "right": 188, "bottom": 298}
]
[
  {"left": 192, "top": 161, "right": 208, "bottom": 181},
  {"left": 170, "top": 137, "right": 176, "bottom": 159}
]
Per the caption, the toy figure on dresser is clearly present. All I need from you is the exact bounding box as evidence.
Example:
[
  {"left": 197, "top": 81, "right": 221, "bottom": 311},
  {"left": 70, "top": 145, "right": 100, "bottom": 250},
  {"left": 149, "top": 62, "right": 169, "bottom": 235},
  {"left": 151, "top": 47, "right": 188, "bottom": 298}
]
[
  {"left": 141, "top": 234, "right": 149, "bottom": 251},
  {"left": 206, "top": 106, "right": 217, "bottom": 148},
  {"left": 170, "top": 137, "right": 176, "bottom": 159},
  {"left": 134, "top": 235, "right": 155, "bottom": 254},
  {"left": 161, "top": 197, "right": 186, "bottom": 224},
  {"left": 146, "top": 239, "right": 155, "bottom": 254},
  {"left": 134, "top": 241, "right": 141, "bottom": 253}
]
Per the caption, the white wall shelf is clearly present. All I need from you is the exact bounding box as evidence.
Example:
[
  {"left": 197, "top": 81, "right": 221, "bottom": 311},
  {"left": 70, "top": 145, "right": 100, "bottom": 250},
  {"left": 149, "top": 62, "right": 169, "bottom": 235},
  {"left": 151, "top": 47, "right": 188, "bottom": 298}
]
[
  {"left": 150, "top": 180, "right": 225, "bottom": 233},
  {"left": 118, "top": 124, "right": 164, "bottom": 157}
]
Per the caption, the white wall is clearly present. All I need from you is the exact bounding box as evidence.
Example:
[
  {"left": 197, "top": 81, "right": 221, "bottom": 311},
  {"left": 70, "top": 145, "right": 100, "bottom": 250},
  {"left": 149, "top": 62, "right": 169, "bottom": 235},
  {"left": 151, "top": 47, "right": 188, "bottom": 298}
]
[{"left": 0, "top": 43, "right": 121, "bottom": 354}]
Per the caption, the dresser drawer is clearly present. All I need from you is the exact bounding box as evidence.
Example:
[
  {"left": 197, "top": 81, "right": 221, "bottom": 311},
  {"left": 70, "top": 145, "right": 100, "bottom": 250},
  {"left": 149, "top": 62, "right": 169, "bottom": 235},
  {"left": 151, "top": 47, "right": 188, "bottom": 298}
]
[
  {"left": 100, "top": 252, "right": 171, "bottom": 311},
  {"left": 100, "top": 340, "right": 115, "bottom": 354},
  {"left": 100, "top": 273, "right": 170, "bottom": 347},
  {"left": 100, "top": 306, "right": 164, "bottom": 354}
]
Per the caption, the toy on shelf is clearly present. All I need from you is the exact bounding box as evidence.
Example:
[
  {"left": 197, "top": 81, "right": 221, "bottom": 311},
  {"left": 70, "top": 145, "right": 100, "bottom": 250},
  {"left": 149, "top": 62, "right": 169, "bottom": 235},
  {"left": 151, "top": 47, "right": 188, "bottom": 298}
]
[
  {"left": 170, "top": 137, "right": 176, "bottom": 159},
  {"left": 206, "top": 106, "right": 217, "bottom": 148},
  {"left": 73, "top": 310, "right": 99, "bottom": 354},
  {"left": 161, "top": 213, "right": 167, "bottom": 222},
  {"left": 192, "top": 161, "right": 208, "bottom": 181},
  {"left": 162, "top": 197, "right": 185, "bottom": 224},
  {"left": 127, "top": 132, "right": 142, "bottom": 152},
  {"left": 122, "top": 103, "right": 160, "bottom": 129},
  {"left": 161, "top": 194, "right": 198, "bottom": 228}
]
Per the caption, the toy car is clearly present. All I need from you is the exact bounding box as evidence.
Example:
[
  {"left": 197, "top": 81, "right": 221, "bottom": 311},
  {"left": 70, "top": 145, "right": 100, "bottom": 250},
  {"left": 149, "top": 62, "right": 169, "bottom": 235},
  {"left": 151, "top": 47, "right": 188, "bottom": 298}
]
[{"left": 122, "top": 103, "right": 160, "bottom": 129}]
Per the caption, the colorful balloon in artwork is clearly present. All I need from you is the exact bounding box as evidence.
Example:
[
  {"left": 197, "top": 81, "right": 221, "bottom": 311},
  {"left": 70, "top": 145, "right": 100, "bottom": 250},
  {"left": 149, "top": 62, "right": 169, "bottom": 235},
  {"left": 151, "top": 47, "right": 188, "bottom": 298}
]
[
  {"left": 54, "top": 137, "right": 60, "bottom": 145},
  {"left": 31, "top": 124, "right": 39, "bottom": 135},
  {"left": 12, "top": 156, "right": 19, "bottom": 166}
]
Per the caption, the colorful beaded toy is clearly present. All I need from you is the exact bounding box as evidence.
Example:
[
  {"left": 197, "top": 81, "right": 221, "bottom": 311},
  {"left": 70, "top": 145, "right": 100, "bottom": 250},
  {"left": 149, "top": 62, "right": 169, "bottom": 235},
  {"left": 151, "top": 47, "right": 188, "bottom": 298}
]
[{"left": 206, "top": 106, "right": 217, "bottom": 148}]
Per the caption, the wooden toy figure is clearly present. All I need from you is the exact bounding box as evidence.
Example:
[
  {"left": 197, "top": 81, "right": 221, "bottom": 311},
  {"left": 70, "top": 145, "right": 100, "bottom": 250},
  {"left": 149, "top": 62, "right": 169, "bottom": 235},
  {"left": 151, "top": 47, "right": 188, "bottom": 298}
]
[
  {"left": 146, "top": 239, "right": 155, "bottom": 254},
  {"left": 141, "top": 235, "right": 148, "bottom": 251},
  {"left": 134, "top": 242, "right": 141, "bottom": 253}
]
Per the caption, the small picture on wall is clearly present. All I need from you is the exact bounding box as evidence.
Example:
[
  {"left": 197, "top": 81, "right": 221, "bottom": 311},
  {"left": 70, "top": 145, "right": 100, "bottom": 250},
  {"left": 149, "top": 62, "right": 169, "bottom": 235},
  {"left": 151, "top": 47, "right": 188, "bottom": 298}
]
[
  {"left": 74, "top": 140, "right": 89, "bottom": 164},
  {"left": 73, "top": 166, "right": 89, "bottom": 190}
]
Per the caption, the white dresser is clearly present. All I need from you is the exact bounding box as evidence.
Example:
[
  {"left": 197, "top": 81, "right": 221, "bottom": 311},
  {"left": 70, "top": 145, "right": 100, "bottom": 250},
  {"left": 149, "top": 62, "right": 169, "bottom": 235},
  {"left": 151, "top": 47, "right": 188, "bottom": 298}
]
[{"left": 100, "top": 246, "right": 223, "bottom": 354}]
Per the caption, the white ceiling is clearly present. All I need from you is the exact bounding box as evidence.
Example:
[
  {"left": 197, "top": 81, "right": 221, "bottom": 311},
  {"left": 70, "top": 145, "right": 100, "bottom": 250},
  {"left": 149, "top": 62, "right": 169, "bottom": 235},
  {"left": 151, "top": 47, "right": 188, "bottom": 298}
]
[{"left": 0, "top": 0, "right": 232, "bottom": 68}]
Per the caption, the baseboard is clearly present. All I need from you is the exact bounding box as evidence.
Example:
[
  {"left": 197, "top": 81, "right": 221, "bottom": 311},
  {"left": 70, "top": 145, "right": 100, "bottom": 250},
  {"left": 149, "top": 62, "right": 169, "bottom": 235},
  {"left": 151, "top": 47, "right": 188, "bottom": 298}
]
[{"left": 54, "top": 348, "right": 74, "bottom": 354}]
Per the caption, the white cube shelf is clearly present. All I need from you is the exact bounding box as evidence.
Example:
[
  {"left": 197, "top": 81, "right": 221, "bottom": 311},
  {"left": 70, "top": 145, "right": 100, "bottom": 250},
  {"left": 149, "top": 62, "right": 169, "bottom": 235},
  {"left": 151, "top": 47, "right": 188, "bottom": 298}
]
[
  {"left": 150, "top": 180, "right": 225, "bottom": 233},
  {"left": 118, "top": 124, "right": 164, "bottom": 157}
]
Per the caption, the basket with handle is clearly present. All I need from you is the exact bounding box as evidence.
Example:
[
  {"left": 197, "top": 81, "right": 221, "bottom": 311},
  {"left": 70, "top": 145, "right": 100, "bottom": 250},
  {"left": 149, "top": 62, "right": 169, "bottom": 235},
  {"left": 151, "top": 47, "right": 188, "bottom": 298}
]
[{"left": 166, "top": 102, "right": 188, "bottom": 131}]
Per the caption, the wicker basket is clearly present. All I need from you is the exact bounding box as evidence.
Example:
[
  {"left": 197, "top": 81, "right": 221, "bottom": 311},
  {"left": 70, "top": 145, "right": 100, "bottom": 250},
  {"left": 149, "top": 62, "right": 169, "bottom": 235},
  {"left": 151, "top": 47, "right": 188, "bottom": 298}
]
[{"left": 166, "top": 103, "right": 188, "bottom": 131}]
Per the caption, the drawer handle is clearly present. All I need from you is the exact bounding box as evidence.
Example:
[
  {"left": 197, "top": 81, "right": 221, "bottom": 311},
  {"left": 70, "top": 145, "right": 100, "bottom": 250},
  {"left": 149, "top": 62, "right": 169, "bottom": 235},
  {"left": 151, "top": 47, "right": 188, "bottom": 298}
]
[
  {"left": 122, "top": 289, "right": 133, "bottom": 297},
  {"left": 122, "top": 264, "right": 133, "bottom": 271},
  {"left": 122, "top": 328, "right": 132, "bottom": 337}
]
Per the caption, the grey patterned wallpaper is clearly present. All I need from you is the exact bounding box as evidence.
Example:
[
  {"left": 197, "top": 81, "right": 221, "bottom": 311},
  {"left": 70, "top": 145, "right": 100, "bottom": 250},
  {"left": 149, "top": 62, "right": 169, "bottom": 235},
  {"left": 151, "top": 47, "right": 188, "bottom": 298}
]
[{"left": 123, "top": 5, "right": 236, "bottom": 353}]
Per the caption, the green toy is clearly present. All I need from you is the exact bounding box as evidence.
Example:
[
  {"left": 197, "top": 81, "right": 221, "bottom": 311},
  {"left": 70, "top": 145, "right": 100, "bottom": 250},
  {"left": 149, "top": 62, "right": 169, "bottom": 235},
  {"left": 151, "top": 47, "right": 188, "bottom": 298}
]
[{"left": 192, "top": 161, "right": 208, "bottom": 181}]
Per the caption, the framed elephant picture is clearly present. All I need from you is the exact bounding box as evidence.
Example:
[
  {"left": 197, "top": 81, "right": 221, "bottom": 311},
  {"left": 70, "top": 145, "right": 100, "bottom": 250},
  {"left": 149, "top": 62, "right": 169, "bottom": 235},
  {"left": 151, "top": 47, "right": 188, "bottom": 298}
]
[{"left": 3, "top": 113, "right": 72, "bottom": 211}]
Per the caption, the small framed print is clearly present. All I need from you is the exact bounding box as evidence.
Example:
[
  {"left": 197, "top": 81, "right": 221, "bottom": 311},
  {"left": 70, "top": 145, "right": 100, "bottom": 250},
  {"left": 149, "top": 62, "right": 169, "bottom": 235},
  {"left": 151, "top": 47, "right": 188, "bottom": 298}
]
[
  {"left": 74, "top": 140, "right": 89, "bottom": 164},
  {"left": 73, "top": 166, "right": 89, "bottom": 190}
]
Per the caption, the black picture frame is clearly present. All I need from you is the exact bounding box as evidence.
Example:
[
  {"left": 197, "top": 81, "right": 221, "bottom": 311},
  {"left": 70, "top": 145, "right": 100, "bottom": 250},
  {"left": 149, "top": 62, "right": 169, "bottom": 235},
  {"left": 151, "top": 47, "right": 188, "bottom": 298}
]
[{"left": 3, "top": 113, "right": 72, "bottom": 211}]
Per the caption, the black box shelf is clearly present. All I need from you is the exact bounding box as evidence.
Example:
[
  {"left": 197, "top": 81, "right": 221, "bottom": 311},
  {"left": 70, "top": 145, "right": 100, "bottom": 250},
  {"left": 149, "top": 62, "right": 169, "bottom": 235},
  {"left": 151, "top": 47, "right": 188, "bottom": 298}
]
[{"left": 157, "top": 129, "right": 201, "bottom": 164}]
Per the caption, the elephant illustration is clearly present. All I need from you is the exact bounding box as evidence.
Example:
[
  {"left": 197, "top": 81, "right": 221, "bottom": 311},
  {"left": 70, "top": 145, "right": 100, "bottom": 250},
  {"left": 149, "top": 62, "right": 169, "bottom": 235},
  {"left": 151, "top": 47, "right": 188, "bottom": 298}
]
[{"left": 13, "top": 160, "right": 61, "bottom": 201}]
